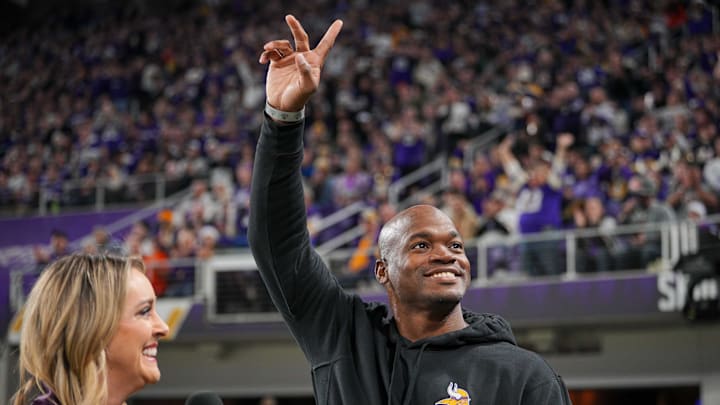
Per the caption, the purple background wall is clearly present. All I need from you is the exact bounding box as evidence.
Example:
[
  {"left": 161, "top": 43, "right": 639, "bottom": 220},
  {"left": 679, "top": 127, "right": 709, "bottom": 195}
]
[
  {"left": 0, "top": 209, "right": 136, "bottom": 248},
  {"left": 0, "top": 209, "right": 139, "bottom": 338}
]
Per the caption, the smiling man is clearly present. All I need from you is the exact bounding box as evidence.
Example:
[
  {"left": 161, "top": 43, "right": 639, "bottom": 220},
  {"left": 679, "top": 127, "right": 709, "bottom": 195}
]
[
  {"left": 374, "top": 205, "right": 472, "bottom": 342},
  {"left": 248, "top": 14, "right": 571, "bottom": 405}
]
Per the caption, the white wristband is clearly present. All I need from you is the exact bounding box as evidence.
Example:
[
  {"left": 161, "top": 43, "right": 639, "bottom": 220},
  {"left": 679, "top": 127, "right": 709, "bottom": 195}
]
[{"left": 265, "top": 102, "right": 305, "bottom": 122}]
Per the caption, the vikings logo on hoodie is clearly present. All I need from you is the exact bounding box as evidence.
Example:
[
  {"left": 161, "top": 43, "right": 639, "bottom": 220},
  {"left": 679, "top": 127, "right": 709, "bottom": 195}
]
[{"left": 435, "top": 382, "right": 471, "bottom": 404}]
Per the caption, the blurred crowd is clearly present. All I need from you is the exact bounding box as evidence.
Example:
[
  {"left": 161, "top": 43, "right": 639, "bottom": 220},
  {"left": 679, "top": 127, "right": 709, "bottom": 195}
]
[{"left": 7, "top": 0, "right": 720, "bottom": 294}]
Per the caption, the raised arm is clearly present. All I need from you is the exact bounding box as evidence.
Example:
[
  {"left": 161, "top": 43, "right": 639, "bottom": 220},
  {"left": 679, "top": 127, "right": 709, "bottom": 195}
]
[
  {"left": 549, "top": 132, "right": 574, "bottom": 189},
  {"left": 248, "top": 15, "right": 347, "bottom": 348},
  {"left": 497, "top": 134, "right": 527, "bottom": 192}
]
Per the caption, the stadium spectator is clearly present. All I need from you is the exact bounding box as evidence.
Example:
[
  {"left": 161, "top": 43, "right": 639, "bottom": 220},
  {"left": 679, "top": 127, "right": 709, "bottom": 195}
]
[
  {"left": 475, "top": 188, "right": 519, "bottom": 278},
  {"left": 476, "top": 188, "right": 516, "bottom": 238},
  {"left": 617, "top": 175, "right": 676, "bottom": 270},
  {"left": 667, "top": 159, "right": 719, "bottom": 217},
  {"left": 438, "top": 85, "right": 477, "bottom": 157},
  {"left": 563, "top": 152, "right": 603, "bottom": 201},
  {"left": 596, "top": 138, "right": 635, "bottom": 218},
  {"left": 572, "top": 196, "right": 619, "bottom": 273},
  {"left": 332, "top": 147, "right": 372, "bottom": 206},
  {"left": 197, "top": 224, "right": 220, "bottom": 260},
  {"left": 127, "top": 220, "right": 155, "bottom": 257},
  {"left": 440, "top": 188, "right": 480, "bottom": 241},
  {"left": 174, "top": 179, "right": 213, "bottom": 231},
  {"left": 143, "top": 237, "right": 171, "bottom": 298},
  {"left": 466, "top": 153, "right": 498, "bottom": 214},
  {"left": 32, "top": 229, "right": 70, "bottom": 270},
  {"left": 166, "top": 226, "right": 197, "bottom": 297},
  {"left": 344, "top": 208, "right": 381, "bottom": 289},
  {"left": 385, "top": 106, "right": 430, "bottom": 177},
  {"left": 206, "top": 177, "right": 237, "bottom": 246},
  {"left": 499, "top": 134, "right": 569, "bottom": 276}
]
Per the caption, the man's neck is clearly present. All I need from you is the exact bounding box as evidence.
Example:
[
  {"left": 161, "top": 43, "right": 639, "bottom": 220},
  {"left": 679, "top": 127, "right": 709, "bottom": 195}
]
[{"left": 393, "top": 304, "right": 468, "bottom": 342}]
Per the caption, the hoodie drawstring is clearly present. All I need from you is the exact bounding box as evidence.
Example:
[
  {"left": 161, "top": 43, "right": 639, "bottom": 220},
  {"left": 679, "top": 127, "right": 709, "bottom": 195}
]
[
  {"left": 386, "top": 340, "right": 402, "bottom": 405},
  {"left": 401, "top": 342, "right": 430, "bottom": 405}
]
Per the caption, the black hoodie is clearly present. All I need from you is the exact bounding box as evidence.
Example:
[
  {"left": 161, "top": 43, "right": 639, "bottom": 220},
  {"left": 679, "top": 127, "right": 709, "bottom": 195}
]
[{"left": 249, "top": 117, "right": 572, "bottom": 405}]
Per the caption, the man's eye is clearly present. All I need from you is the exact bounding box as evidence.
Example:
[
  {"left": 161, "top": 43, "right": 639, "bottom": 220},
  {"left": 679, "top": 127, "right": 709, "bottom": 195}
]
[
  {"left": 412, "top": 242, "right": 428, "bottom": 249},
  {"left": 451, "top": 242, "right": 464, "bottom": 250}
]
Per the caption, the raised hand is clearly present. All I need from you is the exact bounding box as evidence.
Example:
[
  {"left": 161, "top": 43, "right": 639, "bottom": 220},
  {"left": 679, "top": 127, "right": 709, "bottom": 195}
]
[
  {"left": 259, "top": 15, "right": 343, "bottom": 113},
  {"left": 556, "top": 132, "right": 575, "bottom": 151}
]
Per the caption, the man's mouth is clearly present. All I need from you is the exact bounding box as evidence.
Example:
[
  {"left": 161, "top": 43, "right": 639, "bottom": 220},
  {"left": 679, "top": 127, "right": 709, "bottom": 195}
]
[
  {"left": 429, "top": 271, "right": 458, "bottom": 279},
  {"left": 424, "top": 267, "right": 464, "bottom": 282}
]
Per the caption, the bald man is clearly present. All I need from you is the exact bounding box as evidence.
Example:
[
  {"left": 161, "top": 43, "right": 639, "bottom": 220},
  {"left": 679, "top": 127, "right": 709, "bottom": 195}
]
[{"left": 248, "top": 15, "right": 571, "bottom": 405}]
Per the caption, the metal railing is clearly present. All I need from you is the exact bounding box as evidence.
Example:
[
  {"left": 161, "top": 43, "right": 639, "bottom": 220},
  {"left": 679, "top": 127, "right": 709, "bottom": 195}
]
[
  {"left": 471, "top": 220, "right": 691, "bottom": 283},
  {"left": 318, "top": 216, "right": 717, "bottom": 288},
  {"left": 316, "top": 224, "right": 366, "bottom": 256},
  {"left": 462, "top": 126, "right": 508, "bottom": 171},
  {"left": 36, "top": 172, "right": 188, "bottom": 216},
  {"left": 388, "top": 156, "right": 447, "bottom": 208},
  {"left": 311, "top": 200, "right": 368, "bottom": 240}
]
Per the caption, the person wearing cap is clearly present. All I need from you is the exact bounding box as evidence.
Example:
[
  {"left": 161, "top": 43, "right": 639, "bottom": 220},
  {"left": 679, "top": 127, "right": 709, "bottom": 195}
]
[
  {"left": 476, "top": 188, "right": 516, "bottom": 238},
  {"left": 617, "top": 175, "right": 676, "bottom": 269},
  {"left": 197, "top": 225, "right": 220, "bottom": 260},
  {"left": 685, "top": 199, "right": 720, "bottom": 258},
  {"left": 33, "top": 229, "right": 70, "bottom": 271},
  {"left": 666, "top": 160, "right": 718, "bottom": 218},
  {"left": 687, "top": 200, "right": 708, "bottom": 222}
]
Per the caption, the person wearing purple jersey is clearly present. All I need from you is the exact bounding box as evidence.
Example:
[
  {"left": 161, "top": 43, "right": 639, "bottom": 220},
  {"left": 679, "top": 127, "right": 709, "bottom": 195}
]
[{"left": 499, "top": 133, "right": 570, "bottom": 276}]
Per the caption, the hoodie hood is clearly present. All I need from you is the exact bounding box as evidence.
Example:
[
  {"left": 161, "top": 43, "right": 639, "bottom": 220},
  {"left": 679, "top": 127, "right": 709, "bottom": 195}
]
[
  {"left": 457, "top": 309, "right": 517, "bottom": 345},
  {"left": 384, "top": 309, "right": 519, "bottom": 405},
  {"left": 386, "top": 308, "right": 517, "bottom": 349}
]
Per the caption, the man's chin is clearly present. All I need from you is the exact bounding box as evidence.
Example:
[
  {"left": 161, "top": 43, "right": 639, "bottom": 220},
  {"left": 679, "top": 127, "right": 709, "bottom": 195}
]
[{"left": 426, "top": 293, "right": 463, "bottom": 309}]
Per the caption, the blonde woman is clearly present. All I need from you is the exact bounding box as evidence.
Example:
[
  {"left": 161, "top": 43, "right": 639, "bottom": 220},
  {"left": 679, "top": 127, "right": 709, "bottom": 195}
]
[{"left": 12, "top": 254, "right": 169, "bottom": 405}]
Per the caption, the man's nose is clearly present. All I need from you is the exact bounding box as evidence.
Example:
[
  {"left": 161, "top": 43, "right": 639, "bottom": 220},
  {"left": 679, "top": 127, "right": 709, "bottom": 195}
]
[{"left": 430, "top": 246, "right": 457, "bottom": 263}]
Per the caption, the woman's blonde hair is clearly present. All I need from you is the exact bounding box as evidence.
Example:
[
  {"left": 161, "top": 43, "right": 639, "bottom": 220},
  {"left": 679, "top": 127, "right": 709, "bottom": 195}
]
[{"left": 12, "top": 254, "right": 145, "bottom": 405}]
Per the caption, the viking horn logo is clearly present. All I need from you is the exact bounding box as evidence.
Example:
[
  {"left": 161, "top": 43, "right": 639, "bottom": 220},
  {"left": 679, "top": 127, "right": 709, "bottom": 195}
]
[
  {"left": 448, "top": 382, "right": 462, "bottom": 399},
  {"left": 434, "top": 381, "right": 471, "bottom": 405}
]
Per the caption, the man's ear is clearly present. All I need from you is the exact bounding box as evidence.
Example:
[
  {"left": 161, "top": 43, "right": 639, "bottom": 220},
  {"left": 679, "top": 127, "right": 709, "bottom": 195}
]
[{"left": 375, "top": 259, "right": 388, "bottom": 284}]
